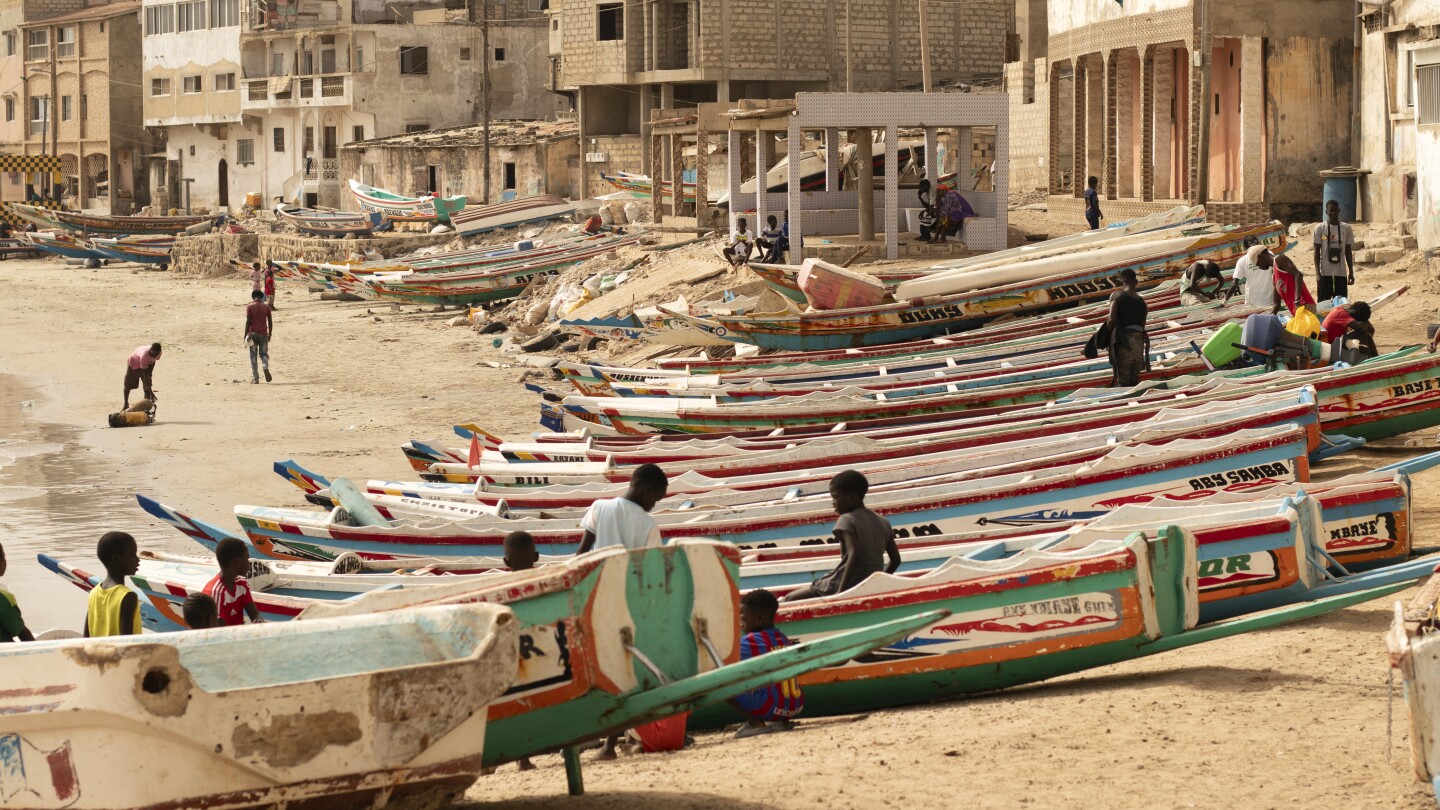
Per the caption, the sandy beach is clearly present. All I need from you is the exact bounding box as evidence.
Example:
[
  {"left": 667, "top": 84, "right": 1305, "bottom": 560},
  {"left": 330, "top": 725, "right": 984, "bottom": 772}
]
[{"left": 3, "top": 247, "right": 1440, "bottom": 808}]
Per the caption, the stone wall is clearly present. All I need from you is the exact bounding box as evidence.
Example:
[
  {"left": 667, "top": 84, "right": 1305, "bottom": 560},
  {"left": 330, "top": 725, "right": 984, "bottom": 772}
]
[
  {"left": 170, "top": 231, "right": 457, "bottom": 277},
  {"left": 1006, "top": 58, "right": 1050, "bottom": 192}
]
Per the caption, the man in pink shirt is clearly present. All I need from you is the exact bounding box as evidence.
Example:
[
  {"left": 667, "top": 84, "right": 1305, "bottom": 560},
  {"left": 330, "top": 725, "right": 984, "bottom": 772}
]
[{"left": 123, "top": 343, "right": 161, "bottom": 409}]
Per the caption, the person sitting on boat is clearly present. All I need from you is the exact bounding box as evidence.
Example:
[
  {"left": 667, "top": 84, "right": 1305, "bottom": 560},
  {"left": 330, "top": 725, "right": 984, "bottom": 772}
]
[
  {"left": 205, "top": 538, "right": 263, "bottom": 627},
  {"left": 497, "top": 530, "right": 539, "bottom": 771},
  {"left": 182, "top": 593, "right": 218, "bottom": 630},
  {"left": 123, "top": 342, "right": 161, "bottom": 410},
  {"left": 1321, "top": 301, "right": 1378, "bottom": 358},
  {"left": 723, "top": 217, "right": 755, "bottom": 266},
  {"left": 0, "top": 542, "right": 35, "bottom": 642},
  {"left": 1271, "top": 254, "right": 1316, "bottom": 317},
  {"left": 729, "top": 589, "right": 804, "bottom": 739},
  {"left": 576, "top": 463, "right": 667, "bottom": 555},
  {"left": 756, "top": 215, "right": 786, "bottom": 263},
  {"left": 1179, "top": 260, "right": 1226, "bottom": 307},
  {"left": 783, "top": 470, "right": 901, "bottom": 603},
  {"left": 1106, "top": 268, "right": 1149, "bottom": 389},
  {"left": 85, "top": 531, "right": 141, "bottom": 637},
  {"left": 917, "top": 179, "right": 939, "bottom": 242},
  {"left": 933, "top": 184, "right": 976, "bottom": 244}
]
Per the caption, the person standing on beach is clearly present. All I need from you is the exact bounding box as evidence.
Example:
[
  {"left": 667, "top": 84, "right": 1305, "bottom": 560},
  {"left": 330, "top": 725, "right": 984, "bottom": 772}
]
[
  {"left": 1084, "top": 175, "right": 1103, "bottom": 231},
  {"left": 1106, "top": 268, "right": 1148, "bottom": 388},
  {"left": 575, "top": 464, "right": 667, "bottom": 554},
  {"left": 263, "top": 262, "right": 278, "bottom": 310},
  {"left": 123, "top": 343, "right": 161, "bottom": 409},
  {"left": 245, "top": 290, "right": 273, "bottom": 384},
  {"left": 84, "top": 531, "right": 141, "bottom": 637},
  {"left": 1312, "top": 199, "right": 1355, "bottom": 302}
]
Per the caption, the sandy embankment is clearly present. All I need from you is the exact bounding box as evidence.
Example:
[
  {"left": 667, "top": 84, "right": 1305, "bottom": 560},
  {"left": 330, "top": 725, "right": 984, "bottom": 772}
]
[{"left": 0, "top": 256, "right": 1437, "bottom": 808}]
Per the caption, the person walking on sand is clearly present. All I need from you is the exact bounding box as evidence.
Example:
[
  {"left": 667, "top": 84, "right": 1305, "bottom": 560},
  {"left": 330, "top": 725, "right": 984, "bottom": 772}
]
[
  {"left": 123, "top": 343, "right": 161, "bottom": 409},
  {"left": 1084, "top": 175, "right": 1103, "bottom": 231},
  {"left": 245, "top": 290, "right": 273, "bottom": 384},
  {"left": 263, "top": 261, "right": 278, "bottom": 310}
]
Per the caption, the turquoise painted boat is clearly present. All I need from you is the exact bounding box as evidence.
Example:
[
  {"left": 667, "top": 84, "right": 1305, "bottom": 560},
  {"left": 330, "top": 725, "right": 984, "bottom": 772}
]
[{"left": 349, "top": 179, "right": 467, "bottom": 223}]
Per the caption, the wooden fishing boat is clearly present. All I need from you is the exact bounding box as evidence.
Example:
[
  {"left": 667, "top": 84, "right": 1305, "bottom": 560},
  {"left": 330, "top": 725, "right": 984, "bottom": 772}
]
[
  {"left": 10, "top": 203, "right": 216, "bottom": 235},
  {"left": 1386, "top": 568, "right": 1440, "bottom": 802},
  {"left": 0, "top": 602, "right": 519, "bottom": 809},
  {"left": 685, "top": 525, "right": 1416, "bottom": 726},
  {"left": 18, "top": 231, "right": 108, "bottom": 260},
  {"left": 625, "top": 222, "right": 1287, "bottom": 351},
  {"left": 146, "top": 425, "right": 1310, "bottom": 562},
  {"left": 348, "top": 179, "right": 467, "bottom": 223},
  {"left": 276, "top": 207, "right": 392, "bottom": 238},
  {"left": 449, "top": 195, "right": 576, "bottom": 237},
  {"left": 557, "top": 347, "right": 1440, "bottom": 438},
  {"left": 89, "top": 235, "right": 175, "bottom": 265},
  {"left": 0, "top": 236, "right": 41, "bottom": 258},
  {"left": 601, "top": 170, "right": 701, "bottom": 204}
]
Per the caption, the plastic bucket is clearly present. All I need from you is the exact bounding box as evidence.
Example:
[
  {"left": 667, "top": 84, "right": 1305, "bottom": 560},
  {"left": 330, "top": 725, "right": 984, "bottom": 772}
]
[
  {"left": 632, "top": 711, "right": 689, "bottom": 753},
  {"left": 245, "top": 192, "right": 262, "bottom": 208}
]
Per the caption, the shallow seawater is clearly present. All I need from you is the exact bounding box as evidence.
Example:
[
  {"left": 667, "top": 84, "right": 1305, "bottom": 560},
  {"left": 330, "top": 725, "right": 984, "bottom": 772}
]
[{"left": 0, "top": 374, "right": 172, "bottom": 633}]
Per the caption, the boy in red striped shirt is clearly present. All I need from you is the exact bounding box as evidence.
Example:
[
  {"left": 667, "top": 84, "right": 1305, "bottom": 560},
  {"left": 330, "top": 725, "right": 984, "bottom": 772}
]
[
  {"left": 204, "top": 538, "right": 262, "bottom": 627},
  {"left": 731, "top": 589, "right": 804, "bottom": 738}
]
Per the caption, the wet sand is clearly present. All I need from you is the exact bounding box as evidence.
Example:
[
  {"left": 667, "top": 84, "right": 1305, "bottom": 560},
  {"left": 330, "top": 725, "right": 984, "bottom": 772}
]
[{"left": 1, "top": 258, "right": 1439, "bottom": 808}]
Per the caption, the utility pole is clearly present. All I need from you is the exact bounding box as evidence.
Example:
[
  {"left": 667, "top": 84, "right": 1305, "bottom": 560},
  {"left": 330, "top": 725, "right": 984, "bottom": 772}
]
[
  {"left": 1193, "top": 0, "right": 1210, "bottom": 207},
  {"left": 919, "top": 0, "right": 931, "bottom": 92},
  {"left": 845, "top": 0, "right": 852, "bottom": 92},
  {"left": 481, "top": 0, "right": 491, "bottom": 205}
]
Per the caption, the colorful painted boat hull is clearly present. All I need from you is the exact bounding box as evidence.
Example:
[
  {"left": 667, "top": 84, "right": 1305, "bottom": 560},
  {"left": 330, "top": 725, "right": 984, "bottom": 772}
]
[{"left": 348, "top": 179, "right": 467, "bottom": 223}]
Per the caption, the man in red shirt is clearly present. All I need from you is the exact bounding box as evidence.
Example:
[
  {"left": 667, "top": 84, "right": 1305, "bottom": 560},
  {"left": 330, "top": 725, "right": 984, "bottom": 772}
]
[
  {"left": 1321, "top": 301, "right": 1377, "bottom": 357},
  {"left": 244, "top": 289, "right": 273, "bottom": 383},
  {"left": 123, "top": 342, "right": 161, "bottom": 409},
  {"left": 204, "top": 538, "right": 262, "bottom": 627},
  {"left": 1270, "top": 254, "right": 1316, "bottom": 316}
]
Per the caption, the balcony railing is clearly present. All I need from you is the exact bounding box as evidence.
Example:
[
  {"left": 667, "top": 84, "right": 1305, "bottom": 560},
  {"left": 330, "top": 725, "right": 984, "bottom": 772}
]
[{"left": 244, "top": 73, "right": 353, "bottom": 108}]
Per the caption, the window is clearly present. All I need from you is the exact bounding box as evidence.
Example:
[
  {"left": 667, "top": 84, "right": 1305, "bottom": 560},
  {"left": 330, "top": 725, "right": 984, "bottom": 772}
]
[
  {"left": 177, "top": 0, "right": 205, "bottom": 32},
  {"left": 208, "top": 0, "right": 238, "bottom": 27},
  {"left": 273, "top": 127, "right": 285, "bottom": 152},
  {"left": 150, "top": 77, "right": 171, "bottom": 96},
  {"left": 26, "top": 30, "right": 47, "bottom": 61},
  {"left": 503, "top": 161, "right": 516, "bottom": 190},
  {"left": 4, "top": 31, "right": 15, "bottom": 56},
  {"left": 1406, "top": 50, "right": 1417, "bottom": 109},
  {"left": 355, "top": 45, "right": 364, "bottom": 71},
  {"left": 270, "top": 52, "right": 284, "bottom": 76},
  {"left": 145, "top": 4, "right": 174, "bottom": 35},
  {"left": 182, "top": 75, "right": 202, "bottom": 93},
  {"left": 215, "top": 72, "right": 235, "bottom": 91},
  {"left": 459, "top": 46, "right": 470, "bottom": 61},
  {"left": 596, "top": 2, "right": 623, "bottom": 40},
  {"left": 494, "top": 47, "right": 505, "bottom": 61},
  {"left": 399, "top": 46, "right": 427, "bottom": 75},
  {"left": 1420, "top": 63, "right": 1440, "bottom": 126},
  {"left": 28, "top": 96, "right": 47, "bottom": 135},
  {"left": 303, "top": 126, "right": 313, "bottom": 155},
  {"left": 55, "top": 26, "right": 74, "bottom": 58},
  {"left": 552, "top": 18, "right": 558, "bottom": 30},
  {"left": 404, "top": 122, "right": 429, "bottom": 133},
  {"left": 237, "top": 138, "right": 254, "bottom": 165},
  {"left": 4, "top": 99, "right": 12, "bottom": 122},
  {"left": 352, "top": 124, "right": 364, "bottom": 141},
  {"left": 60, "top": 95, "right": 71, "bottom": 121}
]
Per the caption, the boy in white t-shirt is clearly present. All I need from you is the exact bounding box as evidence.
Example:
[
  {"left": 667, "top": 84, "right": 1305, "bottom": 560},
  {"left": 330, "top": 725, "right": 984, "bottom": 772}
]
[{"left": 576, "top": 463, "right": 668, "bottom": 554}]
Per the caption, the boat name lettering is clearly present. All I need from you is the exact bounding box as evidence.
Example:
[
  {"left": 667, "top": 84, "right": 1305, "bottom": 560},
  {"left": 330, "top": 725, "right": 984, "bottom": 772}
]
[
  {"left": 1331, "top": 518, "right": 1380, "bottom": 539},
  {"left": 898, "top": 305, "right": 965, "bottom": 325},
  {"left": 1045, "top": 275, "right": 1122, "bottom": 300},
  {"left": 509, "top": 475, "right": 551, "bottom": 485},
  {"left": 1197, "top": 554, "right": 1251, "bottom": 577},
  {"left": 1001, "top": 597, "right": 1109, "bottom": 618},
  {"left": 1186, "top": 462, "right": 1289, "bottom": 491},
  {"left": 513, "top": 268, "right": 561, "bottom": 285},
  {"left": 1391, "top": 379, "right": 1436, "bottom": 398}
]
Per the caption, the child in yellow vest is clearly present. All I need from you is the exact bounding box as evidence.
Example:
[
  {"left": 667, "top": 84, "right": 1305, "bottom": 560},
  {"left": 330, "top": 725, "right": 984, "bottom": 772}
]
[
  {"left": 0, "top": 541, "right": 35, "bottom": 642},
  {"left": 85, "top": 531, "right": 141, "bottom": 637}
]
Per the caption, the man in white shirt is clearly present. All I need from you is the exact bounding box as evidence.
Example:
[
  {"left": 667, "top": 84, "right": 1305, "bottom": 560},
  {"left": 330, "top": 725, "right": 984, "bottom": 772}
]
[
  {"left": 575, "top": 464, "right": 668, "bottom": 553},
  {"left": 1231, "top": 245, "right": 1276, "bottom": 308},
  {"left": 1312, "top": 199, "right": 1355, "bottom": 302}
]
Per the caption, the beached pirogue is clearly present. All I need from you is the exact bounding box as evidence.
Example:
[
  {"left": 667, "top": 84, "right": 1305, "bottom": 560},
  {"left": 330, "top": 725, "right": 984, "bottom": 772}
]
[{"left": 35, "top": 542, "right": 939, "bottom": 783}]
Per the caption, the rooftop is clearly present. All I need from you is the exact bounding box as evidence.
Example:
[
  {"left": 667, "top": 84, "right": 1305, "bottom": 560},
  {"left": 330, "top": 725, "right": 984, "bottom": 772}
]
[{"left": 343, "top": 120, "right": 578, "bottom": 150}]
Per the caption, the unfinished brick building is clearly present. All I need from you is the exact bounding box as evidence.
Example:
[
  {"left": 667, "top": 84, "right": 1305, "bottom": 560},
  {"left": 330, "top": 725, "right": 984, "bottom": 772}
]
[
  {"left": 1036, "top": 0, "right": 1354, "bottom": 228},
  {"left": 547, "top": 0, "right": 1012, "bottom": 197}
]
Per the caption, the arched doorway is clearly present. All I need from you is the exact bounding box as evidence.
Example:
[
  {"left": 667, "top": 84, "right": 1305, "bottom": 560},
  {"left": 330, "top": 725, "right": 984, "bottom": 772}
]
[{"left": 218, "top": 159, "right": 229, "bottom": 208}]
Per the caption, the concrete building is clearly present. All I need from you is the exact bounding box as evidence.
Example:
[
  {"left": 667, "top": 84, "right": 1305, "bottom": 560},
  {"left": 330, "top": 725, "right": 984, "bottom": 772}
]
[
  {"left": 0, "top": 0, "right": 27, "bottom": 201},
  {"left": 234, "top": 0, "right": 554, "bottom": 209},
  {"left": 1357, "top": 2, "right": 1438, "bottom": 248},
  {"left": 338, "top": 119, "right": 580, "bottom": 207},
  {"left": 142, "top": 0, "right": 247, "bottom": 212},
  {"left": 1038, "top": 0, "right": 1354, "bottom": 227},
  {"left": 547, "top": 0, "right": 1013, "bottom": 197},
  {"left": 18, "top": 0, "right": 150, "bottom": 213}
]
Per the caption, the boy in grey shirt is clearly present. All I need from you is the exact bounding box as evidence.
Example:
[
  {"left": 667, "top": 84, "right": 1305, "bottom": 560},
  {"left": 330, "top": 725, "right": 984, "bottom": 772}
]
[{"left": 783, "top": 470, "right": 902, "bottom": 602}]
